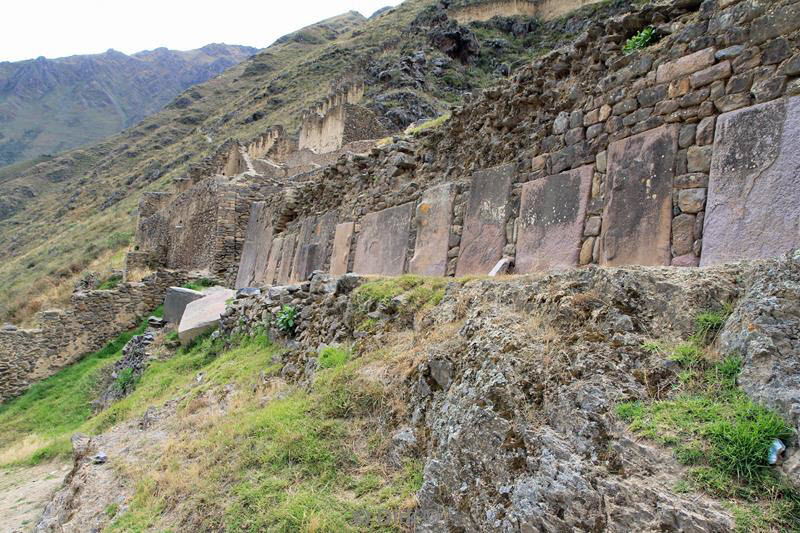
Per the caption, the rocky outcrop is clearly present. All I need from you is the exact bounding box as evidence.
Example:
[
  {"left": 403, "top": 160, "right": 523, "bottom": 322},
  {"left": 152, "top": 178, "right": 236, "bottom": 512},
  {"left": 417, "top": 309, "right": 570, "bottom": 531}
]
[{"left": 220, "top": 254, "right": 800, "bottom": 530}]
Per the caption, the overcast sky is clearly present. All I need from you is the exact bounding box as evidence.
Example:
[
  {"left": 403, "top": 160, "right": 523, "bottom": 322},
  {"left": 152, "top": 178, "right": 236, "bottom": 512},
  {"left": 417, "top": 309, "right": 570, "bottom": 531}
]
[{"left": 0, "top": 0, "right": 404, "bottom": 62}]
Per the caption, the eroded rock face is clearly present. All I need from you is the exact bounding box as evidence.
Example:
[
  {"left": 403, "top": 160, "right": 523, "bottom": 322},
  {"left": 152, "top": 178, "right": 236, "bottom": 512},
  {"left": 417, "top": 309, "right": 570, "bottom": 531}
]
[
  {"left": 720, "top": 254, "right": 800, "bottom": 443},
  {"left": 412, "top": 264, "right": 743, "bottom": 531}
]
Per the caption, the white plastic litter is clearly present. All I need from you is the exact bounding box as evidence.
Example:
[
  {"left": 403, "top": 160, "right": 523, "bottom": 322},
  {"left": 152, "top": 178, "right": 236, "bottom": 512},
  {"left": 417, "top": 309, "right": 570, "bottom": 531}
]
[{"left": 768, "top": 439, "right": 786, "bottom": 465}]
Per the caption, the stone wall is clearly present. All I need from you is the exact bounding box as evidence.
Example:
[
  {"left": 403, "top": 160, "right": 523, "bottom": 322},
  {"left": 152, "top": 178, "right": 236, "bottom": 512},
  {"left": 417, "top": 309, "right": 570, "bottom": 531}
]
[
  {"left": 298, "top": 84, "right": 388, "bottom": 154},
  {"left": 133, "top": 175, "right": 275, "bottom": 283},
  {"left": 223, "top": 0, "right": 800, "bottom": 287},
  {"left": 448, "top": 0, "right": 603, "bottom": 23},
  {"left": 0, "top": 270, "right": 192, "bottom": 402}
]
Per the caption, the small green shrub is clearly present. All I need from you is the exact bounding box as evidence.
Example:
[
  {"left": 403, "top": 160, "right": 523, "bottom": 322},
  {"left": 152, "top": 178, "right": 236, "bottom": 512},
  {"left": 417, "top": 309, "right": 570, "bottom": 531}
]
[
  {"left": 623, "top": 26, "right": 656, "bottom": 54},
  {"left": 670, "top": 341, "right": 702, "bottom": 367},
  {"left": 318, "top": 346, "right": 350, "bottom": 369},
  {"left": 106, "top": 502, "right": 119, "bottom": 518},
  {"left": 97, "top": 273, "right": 122, "bottom": 290},
  {"left": 276, "top": 305, "right": 298, "bottom": 335},
  {"left": 115, "top": 368, "right": 138, "bottom": 392},
  {"left": 641, "top": 341, "right": 665, "bottom": 355},
  {"left": 694, "top": 304, "right": 732, "bottom": 345}
]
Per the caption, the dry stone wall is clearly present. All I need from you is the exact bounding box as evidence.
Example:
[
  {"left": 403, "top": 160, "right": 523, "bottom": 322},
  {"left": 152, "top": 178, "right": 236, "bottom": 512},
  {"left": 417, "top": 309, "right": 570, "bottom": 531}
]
[
  {"left": 298, "top": 84, "right": 388, "bottom": 154},
  {"left": 0, "top": 270, "right": 192, "bottom": 402},
  {"left": 126, "top": 0, "right": 800, "bottom": 298}
]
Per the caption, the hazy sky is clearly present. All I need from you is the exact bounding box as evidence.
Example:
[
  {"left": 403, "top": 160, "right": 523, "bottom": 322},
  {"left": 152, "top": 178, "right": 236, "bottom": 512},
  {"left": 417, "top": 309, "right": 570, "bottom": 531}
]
[{"left": 0, "top": 0, "right": 404, "bottom": 62}]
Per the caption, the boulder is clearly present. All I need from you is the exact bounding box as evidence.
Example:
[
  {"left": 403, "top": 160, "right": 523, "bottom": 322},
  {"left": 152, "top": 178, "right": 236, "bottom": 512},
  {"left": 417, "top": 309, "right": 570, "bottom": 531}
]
[
  {"left": 178, "top": 288, "right": 236, "bottom": 344},
  {"left": 163, "top": 287, "right": 205, "bottom": 324}
]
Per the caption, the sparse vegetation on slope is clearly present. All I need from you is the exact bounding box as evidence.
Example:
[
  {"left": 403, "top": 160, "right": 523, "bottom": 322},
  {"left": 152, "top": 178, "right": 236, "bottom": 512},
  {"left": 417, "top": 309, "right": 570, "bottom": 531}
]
[
  {"left": 0, "top": 320, "right": 148, "bottom": 465},
  {"left": 618, "top": 310, "right": 800, "bottom": 532}
]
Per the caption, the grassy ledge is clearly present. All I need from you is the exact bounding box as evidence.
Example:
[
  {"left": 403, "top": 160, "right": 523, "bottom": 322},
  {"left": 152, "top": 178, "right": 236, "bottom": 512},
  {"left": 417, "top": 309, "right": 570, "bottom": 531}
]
[{"left": 617, "top": 308, "right": 800, "bottom": 532}]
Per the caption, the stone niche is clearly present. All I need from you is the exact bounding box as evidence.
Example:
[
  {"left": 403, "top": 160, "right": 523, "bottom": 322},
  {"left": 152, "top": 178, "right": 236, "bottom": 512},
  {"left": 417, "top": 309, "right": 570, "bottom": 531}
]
[
  {"left": 456, "top": 164, "right": 514, "bottom": 276},
  {"left": 410, "top": 183, "right": 455, "bottom": 277},
  {"left": 599, "top": 125, "right": 678, "bottom": 266},
  {"left": 235, "top": 202, "right": 273, "bottom": 289},
  {"left": 353, "top": 203, "right": 414, "bottom": 276},
  {"left": 702, "top": 96, "right": 800, "bottom": 266},
  {"left": 516, "top": 165, "right": 593, "bottom": 273}
]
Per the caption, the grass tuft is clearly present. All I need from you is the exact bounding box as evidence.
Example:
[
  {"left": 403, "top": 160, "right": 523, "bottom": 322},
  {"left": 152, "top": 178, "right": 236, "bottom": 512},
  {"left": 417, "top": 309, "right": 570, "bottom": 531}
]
[{"left": 618, "top": 310, "right": 798, "bottom": 531}]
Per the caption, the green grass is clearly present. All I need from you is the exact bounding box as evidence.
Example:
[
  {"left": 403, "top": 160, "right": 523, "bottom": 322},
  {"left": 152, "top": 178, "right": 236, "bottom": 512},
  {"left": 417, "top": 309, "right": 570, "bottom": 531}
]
[
  {"left": 318, "top": 345, "right": 350, "bottom": 369},
  {"left": 406, "top": 113, "right": 450, "bottom": 136},
  {"left": 352, "top": 275, "right": 446, "bottom": 314},
  {"left": 181, "top": 278, "right": 217, "bottom": 292},
  {"left": 102, "top": 328, "right": 420, "bottom": 531},
  {"left": 618, "top": 312, "right": 798, "bottom": 531},
  {"left": 0, "top": 319, "right": 147, "bottom": 464},
  {"left": 97, "top": 273, "right": 123, "bottom": 290}
]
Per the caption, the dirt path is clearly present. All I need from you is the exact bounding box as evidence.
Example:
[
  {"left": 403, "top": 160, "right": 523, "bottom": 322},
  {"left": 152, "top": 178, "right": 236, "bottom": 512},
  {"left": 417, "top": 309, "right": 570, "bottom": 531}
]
[{"left": 0, "top": 462, "right": 70, "bottom": 533}]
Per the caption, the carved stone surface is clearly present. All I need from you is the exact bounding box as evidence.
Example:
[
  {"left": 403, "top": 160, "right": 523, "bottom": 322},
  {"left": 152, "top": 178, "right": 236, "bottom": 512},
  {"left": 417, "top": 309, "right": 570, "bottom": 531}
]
[
  {"left": 353, "top": 203, "right": 413, "bottom": 276},
  {"left": 410, "top": 183, "right": 455, "bottom": 276},
  {"left": 235, "top": 202, "right": 272, "bottom": 289},
  {"left": 516, "top": 165, "right": 593, "bottom": 273},
  {"left": 329, "top": 222, "right": 355, "bottom": 276},
  {"left": 702, "top": 96, "right": 800, "bottom": 266},
  {"left": 277, "top": 234, "right": 296, "bottom": 285},
  {"left": 456, "top": 164, "right": 513, "bottom": 276},
  {"left": 599, "top": 125, "right": 678, "bottom": 266},
  {"left": 263, "top": 236, "right": 283, "bottom": 286}
]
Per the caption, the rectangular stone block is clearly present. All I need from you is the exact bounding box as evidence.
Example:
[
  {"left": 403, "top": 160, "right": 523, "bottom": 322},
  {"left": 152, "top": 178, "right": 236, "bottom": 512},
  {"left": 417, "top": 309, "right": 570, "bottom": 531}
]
[
  {"left": 599, "top": 124, "right": 678, "bottom": 266},
  {"left": 163, "top": 287, "right": 204, "bottom": 324},
  {"left": 329, "top": 222, "right": 355, "bottom": 276},
  {"left": 656, "top": 48, "right": 716, "bottom": 84},
  {"left": 290, "top": 212, "right": 338, "bottom": 282},
  {"left": 410, "top": 183, "right": 455, "bottom": 277},
  {"left": 263, "top": 236, "right": 283, "bottom": 286},
  {"left": 353, "top": 203, "right": 413, "bottom": 276},
  {"left": 456, "top": 164, "right": 514, "bottom": 276},
  {"left": 277, "top": 234, "right": 296, "bottom": 285},
  {"left": 235, "top": 202, "right": 273, "bottom": 289},
  {"left": 291, "top": 217, "right": 318, "bottom": 283},
  {"left": 178, "top": 288, "right": 236, "bottom": 344},
  {"left": 701, "top": 96, "right": 800, "bottom": 266},
  {"left": 516, "top": 165, "right": 593, "bottom": 273}
]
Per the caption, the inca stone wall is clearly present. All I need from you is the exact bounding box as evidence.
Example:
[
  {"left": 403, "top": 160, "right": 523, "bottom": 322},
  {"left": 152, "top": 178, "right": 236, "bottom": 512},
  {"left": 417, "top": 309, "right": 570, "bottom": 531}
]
[
  {"left": 448, "top": 0, "right": 604, "bottom": 23},
  {"left": 130, "top": 0, "right": 800, "bottom": 296},
  {"left": 298, "top": 84, "right": 388, "bottom": 154},
  {"left": 0, "top": 270, "right": 192, "bottom": 402}
]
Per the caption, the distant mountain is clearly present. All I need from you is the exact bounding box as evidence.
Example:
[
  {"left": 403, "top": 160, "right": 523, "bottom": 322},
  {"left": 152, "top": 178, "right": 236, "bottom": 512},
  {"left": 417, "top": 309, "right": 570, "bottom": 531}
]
[{"left": 0, "top": 44, "right": 258, "bottom": 167}]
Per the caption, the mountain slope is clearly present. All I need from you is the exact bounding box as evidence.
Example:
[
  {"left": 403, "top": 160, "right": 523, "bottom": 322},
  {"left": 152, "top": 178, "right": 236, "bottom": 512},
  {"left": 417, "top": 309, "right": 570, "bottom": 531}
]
[{"left": 0, "top": 44, "right": 258, "bottom": 167}]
